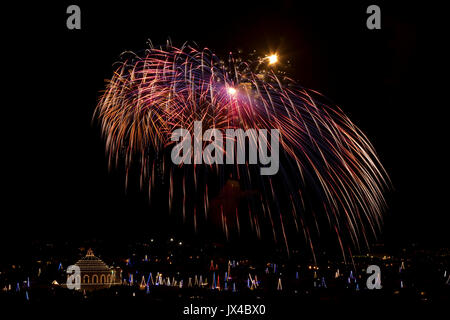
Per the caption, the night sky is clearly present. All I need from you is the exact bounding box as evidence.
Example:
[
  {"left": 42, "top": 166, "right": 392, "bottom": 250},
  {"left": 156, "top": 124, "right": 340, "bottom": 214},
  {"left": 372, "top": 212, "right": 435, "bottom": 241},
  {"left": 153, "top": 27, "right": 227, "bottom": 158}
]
[{"left": 3, "top": 1, "right": 448, "bottom": 258}]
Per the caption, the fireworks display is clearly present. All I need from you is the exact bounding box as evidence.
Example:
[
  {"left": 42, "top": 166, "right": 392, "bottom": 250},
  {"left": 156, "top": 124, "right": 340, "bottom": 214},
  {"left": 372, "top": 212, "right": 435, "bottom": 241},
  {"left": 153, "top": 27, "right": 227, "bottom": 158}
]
[{"left": 95, "top": 42, "right": 390, "bottom": 258}]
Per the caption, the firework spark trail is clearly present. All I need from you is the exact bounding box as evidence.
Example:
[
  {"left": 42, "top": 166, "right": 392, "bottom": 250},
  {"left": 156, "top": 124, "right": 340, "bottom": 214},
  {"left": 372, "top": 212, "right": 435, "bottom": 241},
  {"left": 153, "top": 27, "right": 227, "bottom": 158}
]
[{"left": 95, "top": 42, "right": 390, "bottom": 257}]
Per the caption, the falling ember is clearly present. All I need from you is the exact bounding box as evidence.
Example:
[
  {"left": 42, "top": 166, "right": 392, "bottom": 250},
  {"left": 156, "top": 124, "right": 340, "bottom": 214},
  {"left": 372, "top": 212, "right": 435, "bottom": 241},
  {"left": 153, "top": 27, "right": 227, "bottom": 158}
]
[{"left": 94, "top": 42, "right": 390, "bottom": 257}]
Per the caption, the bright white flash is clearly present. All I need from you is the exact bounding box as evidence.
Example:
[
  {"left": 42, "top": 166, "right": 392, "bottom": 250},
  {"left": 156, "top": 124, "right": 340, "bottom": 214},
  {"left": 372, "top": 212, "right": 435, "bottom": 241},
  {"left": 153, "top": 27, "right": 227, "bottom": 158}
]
[
  {"left": 267, "top": 54, "right": 278, "bottom": 65},
  {"left": 227, "top": 87, "right": 237, "bottom": 95}
]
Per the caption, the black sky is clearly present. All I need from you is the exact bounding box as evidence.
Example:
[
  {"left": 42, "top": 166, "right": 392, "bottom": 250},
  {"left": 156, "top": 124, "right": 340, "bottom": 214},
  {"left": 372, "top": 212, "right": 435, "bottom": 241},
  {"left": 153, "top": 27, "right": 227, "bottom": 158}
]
[{"left": 3, "top": 1, "right": 449, "bottom": 257}]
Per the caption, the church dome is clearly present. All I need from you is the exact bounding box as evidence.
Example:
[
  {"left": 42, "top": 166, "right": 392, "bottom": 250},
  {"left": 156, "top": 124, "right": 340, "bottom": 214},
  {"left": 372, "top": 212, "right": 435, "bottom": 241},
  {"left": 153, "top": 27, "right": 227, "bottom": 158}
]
[
  {"left": 75, "top": 249, "right": 111, "bottom": 272},
  {"left": 67, "top": 248, "right": 121, "bottom": 291}
]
